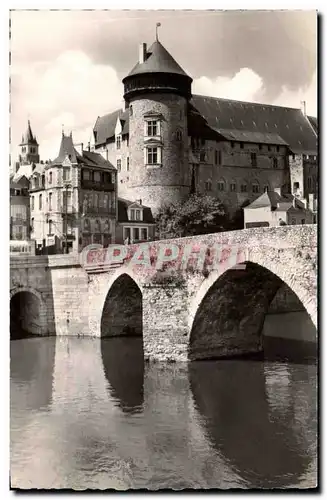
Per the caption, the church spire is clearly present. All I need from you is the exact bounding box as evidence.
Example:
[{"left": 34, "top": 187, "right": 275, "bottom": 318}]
[{"left": 20, "top": 119, "right": 38, "bottom": 146}]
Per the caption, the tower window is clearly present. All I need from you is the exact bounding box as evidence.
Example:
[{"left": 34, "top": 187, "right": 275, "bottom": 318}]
[
  {"left": 147, "top": 147, "right": 158, "bottom": 165},
  {"left": 117, "top": 159, "right": 121, "bottom": 172},
  {"left": 127, "top": 157, "right": 130, "bottom": 171},
  {"left": 63, "top": 167, "right": 70, "bottom": 181},
  {"left": 251, "top": 152, "right": 257, "bottom": 167},
  {"left": 129, "top": 105, "right": 133, "bottom": 116},
  {"left": 147, "top": 120, "right": 158, "bottom": 137},
  {"left": 39, "top": 194, "right": 42, "bottom": 210},
  {"left": 116, "top": 135, "right": 121, "bottom": 150},
  {"left": 48, "top": 220, "right": 53, "bottom": 235},
  {"left": 217, "top": 181, "right": 225, "bottom": 192},
  {"left": 230, "top": 183, "right": 237, "bottom": 192},
  {"left": 273, "top": 157, "right": 278, "bottom": 168},
  {"left": 49, "top": 172, "right": 52, "bottom": 184},
  {"left": 49, "top": 193, "right": 52, "bottom": 211}
]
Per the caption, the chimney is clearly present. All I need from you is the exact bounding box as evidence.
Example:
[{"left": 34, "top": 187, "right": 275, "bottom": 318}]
[
  {"left": 139, "top": 43, "right": 147, "bottom": 64},
  {"left": 74, "top": 143, "right": 83, "bottom": 155},
  {"left": 138, "top": 199, "right": 142, "bottom": 205},
  {"left": 301, "top": 100, "right": 307, "bottom": 116},
  {"left": 274, "top": 187, "right": 281, "bottom": 196}
]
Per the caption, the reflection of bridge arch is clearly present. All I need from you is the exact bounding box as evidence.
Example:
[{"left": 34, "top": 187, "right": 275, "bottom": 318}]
[
  {"left": 189, "top": 255, "right": 317, "bottom": 361},
  {"left": 10, "top": 287, "right": 48, "bottom": 339},
  {"left": 100, "top": 271, "right": 143, "bottom": 338},
  {"left": 189, "top": 360, "right": 315, "bottom": 488}
]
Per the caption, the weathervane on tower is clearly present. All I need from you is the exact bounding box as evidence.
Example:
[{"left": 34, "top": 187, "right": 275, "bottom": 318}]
[{"left": 156, "top": 22, "right": 161, "bottom": 41}]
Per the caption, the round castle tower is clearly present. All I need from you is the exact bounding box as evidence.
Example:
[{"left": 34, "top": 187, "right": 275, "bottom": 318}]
[{"left": 122, "top": 39, "right": 193, "bottom": 213}]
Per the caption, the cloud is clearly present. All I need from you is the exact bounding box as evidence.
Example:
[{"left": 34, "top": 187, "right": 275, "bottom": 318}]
[
  {"left": 11, "top": 50, "right": 124, "bottom": 162},
  {"left": 193, "top": 68, "right": 264, "bottom": 102},
  {"left": 273, "top": 71, "right": 317, "bottom": 117}
]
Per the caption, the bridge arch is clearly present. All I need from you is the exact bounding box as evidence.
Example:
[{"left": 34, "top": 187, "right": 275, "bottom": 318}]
[
  {"left": 10, "top": 286, "right": 48, "bottom": 339},
  {"left": 188, "top": 253, "right": 317, "bottom": 361},
  {"left": 100, "top": 270, "right": 143, "bottom": 338}
]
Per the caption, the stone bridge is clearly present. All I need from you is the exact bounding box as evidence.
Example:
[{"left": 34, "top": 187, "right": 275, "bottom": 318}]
[{"left": 10, "top": 225, "right": 317, "bottom": 361}]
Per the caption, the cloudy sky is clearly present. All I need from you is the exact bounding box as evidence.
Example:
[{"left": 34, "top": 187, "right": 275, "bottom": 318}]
[{"left": 10, "top": 9, "right": 317, "bottom": 163}]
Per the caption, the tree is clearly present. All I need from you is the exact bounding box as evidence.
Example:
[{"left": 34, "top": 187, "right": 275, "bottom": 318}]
[
  {"left": 156, "top": 194, "right": 228, "bottom": 239},
  {"left": 228, "top": 199, "right": 251, "bottom": 231}
]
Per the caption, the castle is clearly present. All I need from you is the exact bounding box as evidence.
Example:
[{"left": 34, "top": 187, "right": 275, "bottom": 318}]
[{"left": 92, "top": 38, "right": 318, "bottom": 217}]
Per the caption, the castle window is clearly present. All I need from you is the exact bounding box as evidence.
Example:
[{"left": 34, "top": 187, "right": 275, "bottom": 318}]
[
  {"left": 49, "top": 172, "right": 52, "bottom": 184},
  {"left": 31, "top": 218, "right": 34, "bottom": 231},
  {"left": 31, "top": 196, "right": 34, "bottom": 210},
  {"left": 217, "top": 181, "right": 225, "bottom": 192},
  {"left": 307, "top": 176, "right": 312, "bottom": 189},
  {"left": 252, "top": 182, "right": 260, "bottom": 194},
  {"left": 127, "top": 157, "right": 130, "bottom": 171},
  {"left": 273, "top": 157, "right": 278, "bottom": 168},
  {"left": 129, "top": 105, "right": 133, "bottom": 116},
  {"left": 215, "top": 150, "right": 222, "bottom": 165},
  {"left": 176, "top": 130, "right": 182, "bottom": 141},
  {"left": 200, "top": 151, "right": 206, "bottom": 162},
  {"left": 95, "top": 220, "right": 101, "bottom": 233},
  {"left": 251, "top": 152, "right": 257, "bottom": 167},
  {"left": 117, "top": 159, "right": 121, "bottom": 172},
  {"left": 116, "top": 135, "right": 121, "bottom": 150},
  {"left": 147, "top": 120, "right": 158, "bottom": 137},
  {"left": 205, "top": 180, "right": 212, "bottom": 192},
  {"left": 146, "top": 147, "right": 160, "bottom": 165},
  {"left": 230, "top": 183, "right": 237, "bottom": 192},
  {"left": 241, "top": 183, "right": 247, "bottom": 193},
  {"left": 39, "top": 194, "right": 42, "bottom": 210},
  {"left": 49, "top": 193, "right": 52, "bottom": 211},
  {"left": 48, "top": 220, "right": 53, "bottom": 235}
]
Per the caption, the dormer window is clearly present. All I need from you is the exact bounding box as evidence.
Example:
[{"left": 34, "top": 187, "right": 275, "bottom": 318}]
[
  {"left": 129, "top": 207, "right": 143, "bottom": 221},
  {"left": 116, "top": 135, "right": 121, "bottom": 150}
]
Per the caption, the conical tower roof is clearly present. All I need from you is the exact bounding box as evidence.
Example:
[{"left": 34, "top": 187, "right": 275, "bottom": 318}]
[
  {"left": 20, "top": 120, "right": 38, "bottom": 145},
  {"left": 125, "top": 40, "right": 191, "bottom": 79},
  {"left": 51, "top": 132, "right": 82, "bottom": 165}
]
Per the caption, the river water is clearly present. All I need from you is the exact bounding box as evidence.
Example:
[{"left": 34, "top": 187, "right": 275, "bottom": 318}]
[{"left": 10, "top": 333, "right": 317, "bottom": 490}]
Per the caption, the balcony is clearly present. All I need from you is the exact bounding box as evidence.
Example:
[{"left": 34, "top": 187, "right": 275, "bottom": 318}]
[{"left": 81, "top": 179, "right": 115, "bottom": 191}]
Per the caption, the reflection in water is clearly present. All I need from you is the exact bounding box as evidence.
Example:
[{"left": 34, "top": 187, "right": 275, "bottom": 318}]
[
  {"left": 189, "top": 359, "right": 317, "bottom": 488},
  {"left": 101, "top": 337, "right": 144, "bottom": 414},
  {"left": 10, "top": 336, "right": 317, "bottom": 490}
]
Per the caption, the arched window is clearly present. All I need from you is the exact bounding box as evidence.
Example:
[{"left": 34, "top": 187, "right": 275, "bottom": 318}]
[
  {"left": 241, "top": 182, "right": 248, "bottom": 193},
  {"left": 230, "top": 181, "right": 237, "bottom": 192},
  {"left": 205, "top": 179, "right": 212, "bottom": 192},
  {"left": 49, "top": 172, "right": 53, "bottom": 184},
  {"left": 217, "top": 179, "right": 225, "bottom": 192},
  {"left": 95, "top": 219, "right": 101, "bottom": 233},
  {"left": 252, "top": 181, "right": 260, "bottom": 194}
]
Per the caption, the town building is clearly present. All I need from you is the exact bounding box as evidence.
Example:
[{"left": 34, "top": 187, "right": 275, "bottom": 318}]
[
  {"left": 29, "top": 133, "right": 118, "bottom": 253},
  {"left": 92, "top": 37, "right": 318, "bottom": 218},
  {"left": 116, "top": 198, "right": 155, "bottom": 244},
  {"left": 243, "top": 189, "right": 314, "bottom": 229},
  {"left": 10, "top": 174, "right": 30, "bottom": 241}
]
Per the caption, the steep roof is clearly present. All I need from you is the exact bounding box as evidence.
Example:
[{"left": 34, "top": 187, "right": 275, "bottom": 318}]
[
  {"left": 51, "top": 133, "right": 82, "bottom": 165},
  {"left": 125, "top": 40, "right": 190, "bottom": 79},
  {"left": 191, "top": 95, "right": 317, "bottom": 153},
  {"left": 82, "top": 150, "right": 116, "bottom": 170},
  {"left": 93, "top": 96, "right": 317, "bottom": 153},
  {"left": 307, "top": 115, "right": 318, "bottom": 135},
  {"left": 246, "top": 191, "right": 304, "bottom": 211},
  {"left": 118, "top": 198, "right": 155, "bottom": 224},
  {"left": 94, "top": 109, "right": 129, "bottom": 147},
  {"left": 20, "top": 120, "right": 38, "bottom": 145}
]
